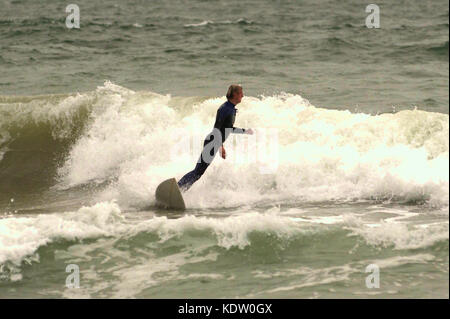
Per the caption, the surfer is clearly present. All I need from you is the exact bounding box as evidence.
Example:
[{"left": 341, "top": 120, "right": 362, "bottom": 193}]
[{"left": 177, "top": 85, "right": 254, "bottom": 192}]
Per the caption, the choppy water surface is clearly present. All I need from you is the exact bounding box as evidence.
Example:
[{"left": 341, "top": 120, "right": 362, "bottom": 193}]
[{"left": 0, "top": 0, "right": 448, "bottom": 298}]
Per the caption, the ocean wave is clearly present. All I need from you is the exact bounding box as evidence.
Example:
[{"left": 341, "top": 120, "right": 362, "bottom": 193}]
[
  {"left": 0, "top": 92, "right": 95, "bottom": 195},
  {"left": 0, "top": 82, "right": 448, "bottom": 207},
  {"left": 427, "top": 41, "right": 449, "bottom": 58},
  {"left": 0, "top": 201, "right": 303, "bottom": 267},
  {"left": 184, "top": 18, "right": 253, "bottom": 28},
  {"left": 344, "top": 214, "right": 449, "bottom": 250},
  {"left": 0, "top": 200, "right": 448, "bottom": 271}
]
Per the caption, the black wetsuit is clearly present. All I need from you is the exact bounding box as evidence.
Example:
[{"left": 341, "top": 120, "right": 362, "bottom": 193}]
[{"left": 177, "top": 100, "right": 246, "bottom": 191}]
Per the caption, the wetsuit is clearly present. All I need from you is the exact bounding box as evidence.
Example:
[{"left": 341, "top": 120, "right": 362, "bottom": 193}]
[{"left": 177, "top": 100, "right": 246, "bottom": 191}]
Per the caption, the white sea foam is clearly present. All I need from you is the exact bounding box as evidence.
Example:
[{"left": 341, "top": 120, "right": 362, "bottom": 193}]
[
  {"left": 184, "top": 20, "right": 214, "bottom": 27},
  {"left": 0, "top": 201, "right": 302, "bottom": 267},
  {"left": 0, "top": 92, "right": 95, "bottom": 141},
  {"left": 133, "top": 210, "right": 302, "bottom": 249},
  {"left": 0, "top": 199, "right": 447, "bottom": 272},
  {"left": 0, "top": 201, "right": 126, "bottom": 265},
  {"left": 4, "top": 81, "right": 446, "bottom": 208},
  {"left": 52, "top": 82, "right": 448, "bottom": 209},
  {"left": 249, "top": 253, "right": 436, "bottom": 297},
  {"left": 343, "top": 214, "right": 449, "bottom": 250},
  {"left": 183, "top": 19, "right": 252, "bottom": 28}
]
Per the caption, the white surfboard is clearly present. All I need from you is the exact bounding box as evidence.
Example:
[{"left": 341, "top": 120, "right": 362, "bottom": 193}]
[{"left": 155, "top": 178, "right": 186, "bottom": 210}]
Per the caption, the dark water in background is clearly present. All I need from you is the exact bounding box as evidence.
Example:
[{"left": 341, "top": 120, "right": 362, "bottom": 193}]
[
  {"left": 0, "top": 0, "right": 448, "bottom": 299},
  {"left": 0, "top": 0, "right": 448, "bottom": 113}
]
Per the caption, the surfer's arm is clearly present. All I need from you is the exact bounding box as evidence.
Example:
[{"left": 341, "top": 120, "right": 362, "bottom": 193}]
[
  {"left": 233, "top": 127, "right": 253, "bottom": 135},
  {"left": 232, "top": 127, "right": 246, "bottom": 134},
  {"left": 226, "top": 112, "right": 253, "bottom": 135}
]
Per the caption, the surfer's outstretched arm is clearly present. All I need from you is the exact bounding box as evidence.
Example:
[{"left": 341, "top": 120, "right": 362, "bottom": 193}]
[
  {"left": 232, "top": 127, "right": 253, "bottom": 135},
  {"left": 232, "top": 127, "right": 246, "bottom": 134}
]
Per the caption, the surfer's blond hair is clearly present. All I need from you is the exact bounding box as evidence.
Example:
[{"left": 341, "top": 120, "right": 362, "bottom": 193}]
[{"left": 226, "top": 84, "right": 242, "bottom": 101}]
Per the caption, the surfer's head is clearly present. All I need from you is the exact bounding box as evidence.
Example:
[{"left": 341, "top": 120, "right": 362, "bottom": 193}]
[{"left": 226, "top": 84, "right": 243, "bottom": 105}]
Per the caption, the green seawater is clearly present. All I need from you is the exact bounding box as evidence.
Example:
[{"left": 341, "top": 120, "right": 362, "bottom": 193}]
[{"left": 0, "top": 0, "right": 448, "bottom": 299}]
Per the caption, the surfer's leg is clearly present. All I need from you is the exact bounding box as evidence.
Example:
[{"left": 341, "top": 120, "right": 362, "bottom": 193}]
[
  {"left": 177, "top": 159, "right": 210, "bottom": 191},
  {"left": 177, "top": 170, "right": 195, "bottom": 191},
  {"left": 177, "top": 138, "right": 217, "bottom": 191}
]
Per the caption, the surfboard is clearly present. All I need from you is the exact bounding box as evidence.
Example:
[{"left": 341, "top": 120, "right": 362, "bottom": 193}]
[{"left": 155, "top": 178, "right": 186, "bottom": 210}]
